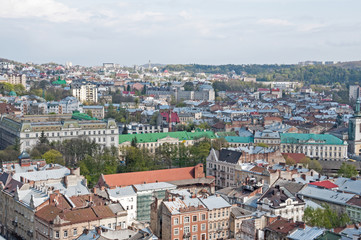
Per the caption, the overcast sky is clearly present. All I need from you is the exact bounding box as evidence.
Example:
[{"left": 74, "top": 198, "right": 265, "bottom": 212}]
[{"left": 1, "top": 0, "right": 360, "bottom": 66}]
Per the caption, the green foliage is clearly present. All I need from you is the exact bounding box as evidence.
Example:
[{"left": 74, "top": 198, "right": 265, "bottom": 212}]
[
  {"left": 78, "top": 147, "right": 119, "bottom": 187},
  {"left": 42, "top": 149, "right": 64, "bottom": 165},
  {"left": 308, "top": 160, "right": 322, "bottom": 172},
  {"left": 106, "top": 104, "right": 128, "bottom": 123},
  {"left": 212, "top": 138, "right": 229, "bottom": 150},
  {"left": 131, "top": 137, "right": 138, "bottom": 147},
  {"left": 303, "top": 205, "right": 350, "bottom": 229},
  {"left": 198, "top": 122, "right": 210, "bottom": 130},
  {"left": 0, "top": 145, "right": 21, "bottom": 162},
  {"left": 119, "top": 146, "right": 159, "bottom": 173},
  {"left": 338, "top": 162, "right": 359, "bottom": 178},
  {"left": 256, "top": 143, "right": 269, "bottom": 148},
  {"left": 39, "top": 131, "right": 49, "bottom": 144},
  {"left": 183, "top": 82, "right": 194, "bottom": 91},
  {"left": 176, "top": 102, "right": 186, "bottom": 107}
]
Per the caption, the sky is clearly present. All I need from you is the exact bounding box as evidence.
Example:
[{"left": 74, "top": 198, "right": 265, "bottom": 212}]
[{"left": 0, "top": 0, "right": 361, "bottom": 66}]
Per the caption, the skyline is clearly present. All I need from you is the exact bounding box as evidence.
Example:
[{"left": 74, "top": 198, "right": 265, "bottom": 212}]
[{"left": 1, "top": 0, "right": 361, "bottom": 66}]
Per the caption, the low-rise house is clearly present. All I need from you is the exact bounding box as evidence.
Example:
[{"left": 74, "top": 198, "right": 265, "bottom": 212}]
[
  {"left": 35, "top": 193, "right": 127, "bottom": 240},
  {"left": 257, "top": 185, "right": 305, "bottom": 222}
]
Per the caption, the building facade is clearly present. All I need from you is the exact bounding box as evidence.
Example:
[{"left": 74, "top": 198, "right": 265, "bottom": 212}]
[
  {"left": 0, "top": 115, "right": 118, "bottom": 151},
  {"left": 280, "top": 133, "right": 348, "bottom": 160}
]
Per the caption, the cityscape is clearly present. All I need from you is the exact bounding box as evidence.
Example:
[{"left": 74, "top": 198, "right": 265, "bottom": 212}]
[{"left": 1, "top": 1, "right": 361, "bottom": 240}]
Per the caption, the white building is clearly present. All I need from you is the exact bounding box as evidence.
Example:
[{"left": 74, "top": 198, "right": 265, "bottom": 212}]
[
  {"left": 0, "top": 115, "right": 118, "bottom": 151},
  {"left": 72, "top": 82, "right": 98, "bottom": 103},
  {"left": 107, "top": 186, "right": 137, "bottom": 224}
]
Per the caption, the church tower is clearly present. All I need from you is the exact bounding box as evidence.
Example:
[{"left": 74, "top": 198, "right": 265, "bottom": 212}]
[{"left": 348, "top": 97, "right": 361, "bottom": 155}]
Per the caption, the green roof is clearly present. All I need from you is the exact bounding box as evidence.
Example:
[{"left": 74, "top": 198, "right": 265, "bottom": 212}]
[
  {"left": 119, "top": 131, "right": 216, "bottom": 144},
  {"left": 280, "top": 133, "right": 345, "bottom": 145},
  {"left": 224, "top": 136, "right": 254, "bottom": 143},
  {"left": 9, "top": 91, "right": 17, "bottom": 96},
  {"left": 217, "top": 132, "right": 238, "bottom": 137},
  {"left": 72, "top": 112, "right": 97, "bottom": 120},
  {"left": 315, "top": 231, "right": 341, "bottom": 240},
  {"left": 52, "top": 77, "right": 66, "bottom": 85}
]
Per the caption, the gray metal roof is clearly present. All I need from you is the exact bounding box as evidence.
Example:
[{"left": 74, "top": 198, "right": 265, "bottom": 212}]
[
  {"left": 298, "top": 185, "right": 355, "bottom": 205},
  {"left": 199, "top": 195, "right": 231, "bottom": 210}
]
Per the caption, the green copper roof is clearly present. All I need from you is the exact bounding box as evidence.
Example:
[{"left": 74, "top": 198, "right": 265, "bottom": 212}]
[
  {"left": 72, "top": 112, "right": 97, "bottom": 120},
  {"left": 9, "top": 91, "right": 17, "bottom": 96},
  {"left": 119, "top": 131, "right": 216, "bottom": 144},
  {"left": 315, "top": 231, "right": 341, "bottom": 240},
  {"left": 52, "top": 77, "right": 66, "bottom": 85},
  {"left": 224, "top": 136, "right": 254, "bottom": 143},
  {"left": 280, "top": 133, "right": 345, "bottom": 145},
  {"left": 217, "top": 132, "right": 237, "bottom": 137}
]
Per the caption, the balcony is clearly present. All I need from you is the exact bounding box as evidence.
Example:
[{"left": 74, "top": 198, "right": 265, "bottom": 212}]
[{"left": 12, "top": 221, "right": 18, "bottom": 227}]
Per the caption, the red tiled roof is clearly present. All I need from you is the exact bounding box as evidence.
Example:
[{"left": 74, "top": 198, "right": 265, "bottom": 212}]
[
  {"left": 160, "top": 112, "right": 180, "bottom": 123},
  {"left": 100, "top": 164, "right": 205, "bottom": 188},
  {"left": 309, "top": 180, "right": 338, "bottom": 189},
  {"left": 266, "top": 218, "right": 303, "bottom": 235}
]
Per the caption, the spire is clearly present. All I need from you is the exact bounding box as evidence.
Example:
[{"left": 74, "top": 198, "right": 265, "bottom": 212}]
[{"left": 356, "top": 96, "right": 361, "bottom": 116}]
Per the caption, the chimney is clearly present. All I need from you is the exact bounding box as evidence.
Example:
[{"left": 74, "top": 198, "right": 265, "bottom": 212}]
[
  {"left": 301, "top": 174, "right": 306, "bottom": 181},
  {"left": 93, "top": 187, "right": 97, "bottom": 194}
]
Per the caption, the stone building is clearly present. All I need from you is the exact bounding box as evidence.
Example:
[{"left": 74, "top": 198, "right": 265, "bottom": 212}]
[
  {"left": 0, "top": 114, "right": 118, "bottom": 151},
  {"left": 199, "top": 195, "right": 231, "bottom": 240},
  {"left": 257, "top": 185, "right": 305, "bottom": 222},
  {"left": 160, "top": 196, "right": 208, "bottom": 240},
  {"left": 280, "top": 133, "right": 348, "bottom": 161}
]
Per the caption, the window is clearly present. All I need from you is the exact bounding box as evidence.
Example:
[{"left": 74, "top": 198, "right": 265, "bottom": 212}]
[
  {"left": 174, "top": 228, "right": 179, "bottom": 235},
  {"left": 184, "top": 216, "right": 190, "bottom": 223},
  {"left": 26, "top": 134, "right": 29, "bottom": 138},
  {"left": 111, "top": 137, "right": 114, "bottom": 141},
  {"left": 193, "top": 215, "right": 197, "bottom": 222},
  {"left": 64, "top": 230, "right": 68, "bottom": 238},
  {"left": 184, "top": 226, "right": 190, "bottom": 233},
  {"left": 192, "top": 235, "right": 197, "bottom": 240},
  {"left": 192, "top": 225, "right": 197, "bottom": 232},
  {"left": 201, "top": 214, "right": 206, "bottom": 220},
  {"left": 201, "top": 223, "right": 206, "bottom": 231},
  {"left": 73, "top": 228, "right": 77, "bottom": 236},
  {"left": 108, "top": 223, "right": 111, "bottom": 228},
  {"left": 174, "top": 218, "right": 179, "bottom": 225},
  {"left": 55, "top": 231, "right": 59, "bottom": 239}
]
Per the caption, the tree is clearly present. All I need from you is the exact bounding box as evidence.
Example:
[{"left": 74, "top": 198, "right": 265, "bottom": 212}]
[
  {"left": 42, "top": 149, "right": 65, "bottom": 165},
  {"left": 212, "top": 138, "right": 228, "bottom": 150},
  {"left": 86, "top": 110, "right": 93, "bottom": 118},
  {"left": 338, "top": 162, "right": 359, "bottom": 178},
  {"left": 308, "top": 160, "right": 322, "bottom": 172},
  {"left": 183, "top": 82, "right": 194, "bottom": 91},
  {"left": 131, "top": 137, "right": 138, "bottom": 147},
  {"left": 303, "top": 205, "right": 350, "bottom": 229},
  {"left": 127, "top": 85, "right": 131, "bottom": 91},
  {"left": 39, "top": 131, "right": 49, "bottom": 144}
]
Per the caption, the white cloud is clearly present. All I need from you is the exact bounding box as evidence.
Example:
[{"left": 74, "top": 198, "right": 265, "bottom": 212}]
[
  {"left": 257, "top": 18, "right": 293, "bottom": 26},
  {"left": 0, "top": 0, "right": 91, "bottom": 22},
  {"left": 298, "top": 23, "right": 325, "bottom": 32}
]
